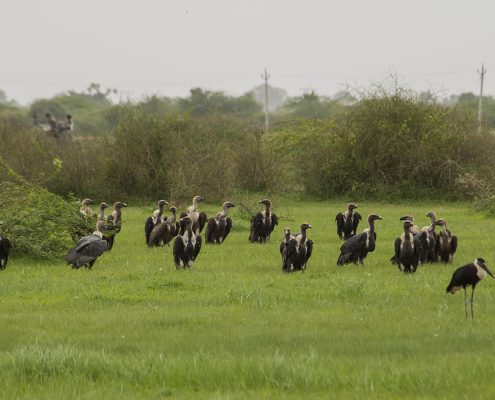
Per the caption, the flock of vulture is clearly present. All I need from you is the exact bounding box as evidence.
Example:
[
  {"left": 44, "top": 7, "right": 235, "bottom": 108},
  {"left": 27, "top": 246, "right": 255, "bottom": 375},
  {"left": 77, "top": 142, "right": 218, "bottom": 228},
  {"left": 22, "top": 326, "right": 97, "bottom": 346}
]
[{"left": 0, "top": 199, "right": 492, "bottom": 319}]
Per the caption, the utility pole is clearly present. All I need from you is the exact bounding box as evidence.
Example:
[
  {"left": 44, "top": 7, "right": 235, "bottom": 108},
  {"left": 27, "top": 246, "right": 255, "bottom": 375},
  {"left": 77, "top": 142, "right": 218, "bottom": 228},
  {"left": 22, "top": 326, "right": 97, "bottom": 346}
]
[
  {"left": 478, "top": 63, "right": 486, "bottom": 133},
  {"left": 261, "top": 68, "right": 270, "bottom": 131}
]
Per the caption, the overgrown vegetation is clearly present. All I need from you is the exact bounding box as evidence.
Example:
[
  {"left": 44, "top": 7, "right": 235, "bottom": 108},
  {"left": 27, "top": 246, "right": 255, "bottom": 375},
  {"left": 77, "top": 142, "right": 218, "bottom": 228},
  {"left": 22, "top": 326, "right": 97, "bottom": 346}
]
[
  {"left": 2, "top": 83, "right": 495, "bottom": 204},
  {"left": 0, "top": 157, "right": 92, "bottom": 259}
]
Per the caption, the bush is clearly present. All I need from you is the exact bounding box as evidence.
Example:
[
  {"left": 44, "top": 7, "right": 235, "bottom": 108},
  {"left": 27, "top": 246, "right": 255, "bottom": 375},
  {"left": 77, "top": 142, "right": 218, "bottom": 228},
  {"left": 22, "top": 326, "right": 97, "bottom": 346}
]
[{"left": 0, "top": 157, "right": 91, "bottom": 259}]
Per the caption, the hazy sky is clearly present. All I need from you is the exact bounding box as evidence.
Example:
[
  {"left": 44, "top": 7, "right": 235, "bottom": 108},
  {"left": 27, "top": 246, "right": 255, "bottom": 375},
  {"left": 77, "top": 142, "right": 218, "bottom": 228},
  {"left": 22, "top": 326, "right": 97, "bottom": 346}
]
[{"left": 1, "top": 0, "right": 494, "bottom": 104}]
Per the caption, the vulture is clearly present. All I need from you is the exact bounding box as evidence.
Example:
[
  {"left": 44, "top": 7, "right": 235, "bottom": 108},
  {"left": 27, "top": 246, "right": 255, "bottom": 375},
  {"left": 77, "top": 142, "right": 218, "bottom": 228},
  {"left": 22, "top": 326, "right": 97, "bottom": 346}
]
[
  {"left": 249, "top": 199, "right": 279, "bottom": 243},
  {"left": 173, "top": 216, "right": 202, "bottom": 269},
  {"left": 144, "top": 199, "right": 168, "bottom": 244},
  {"left": 436, "top": 219, "right": 457, "bottom": 263},
  {"left": 399, "top": 215, "right": 420, "bottom": 235},
  {"left": 337, "top": 214, "right": 382, "bottom": 265},
  {"left": 66, "top": 221, "right": 108, "bottom": 269},
  {"left": 148, "top": 206, "right": 179, "bottom": 247},
  {"left": 446, "top": 258, "right": 494, "bottom": 319},
  {"left": 335, "top": 203, "right": 362, "bottom": 240},
  {"left": 180, "top": 196, "right": 207, "bottom": 235},
  {"left": 393, "top": 220, "right": 422, "bottom": 273},
  {"left": 80, "top": 198, "right": 95, "bottom": 217},
  {"left": 279, "top": 227, "right": 293, "bottom": 255},
  {"left": 419, "top": 211, "right": 438, "bottom": 263},
  {"left": 281, "top": 223, "right": 313, "bottom": 273},
  {"left": 0, "top": 235, "right": 12, "bottom": 270},
  {"left": 205, "top": 201, "right": 235, "bottom": 244},
  {"left": 103, "top": 201, "right": 127, "bottom": 251}
]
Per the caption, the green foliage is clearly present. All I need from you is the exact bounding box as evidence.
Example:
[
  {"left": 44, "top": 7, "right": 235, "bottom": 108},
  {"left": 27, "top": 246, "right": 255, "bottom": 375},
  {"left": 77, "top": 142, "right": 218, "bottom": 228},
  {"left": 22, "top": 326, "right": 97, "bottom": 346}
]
[
  {"left": 179, "top": 88, "right": 262, "bottom": 119},
  {"left": 268, "top": 86, "right": 492, "bottom": 199},
  {"left": 0, "top": 157, "right": 91, "bottom": 259}
]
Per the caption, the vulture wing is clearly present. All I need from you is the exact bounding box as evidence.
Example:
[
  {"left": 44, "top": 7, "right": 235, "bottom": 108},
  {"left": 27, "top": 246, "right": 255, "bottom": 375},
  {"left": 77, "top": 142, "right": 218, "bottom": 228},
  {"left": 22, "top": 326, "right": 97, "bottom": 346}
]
[
  {"left": 193, "top": 235, "right": 202, "bottom": 260},
  {"left": 305, "top": 240, "right": 314, "bottom": 261},
  {"left": 249, "top": 212, "right": 263, "bottom": 241},
  {"left": 352, "top": 212, "right": 362, "bottom": 234},
  {"left": 392, "top": 237, "right": 401, "bottom": 264},
  {"left": 205, "top": 218, "right": 217, "bottom": 243},
  {"left": 173, "top": 236, "right": 185, "bottom": 266},
  {"left": 224, "top": 217, "right": 233, "bottom": 241},
  {"left": 451, "top": 235, "right": 458, "bottom": 256},
  {"left": 335, "top": 213, "right": 345, "bottom": 238},
  {"left": 197, "top": 212, "right": 208, "bottom": 234},
  {"left": 270, "top": 213, "right": 279, "bottom": 234},
  {"left": 144, "top": 216, "right": 155, "bottom": 244},
  {"left": 337, "top": 233, "right": 366, "bottom": 265}
]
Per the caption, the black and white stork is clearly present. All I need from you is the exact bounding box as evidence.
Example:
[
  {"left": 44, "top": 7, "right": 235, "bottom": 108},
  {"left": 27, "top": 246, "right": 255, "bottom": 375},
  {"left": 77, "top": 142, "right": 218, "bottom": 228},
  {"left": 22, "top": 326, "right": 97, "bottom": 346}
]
[{"left": 446, "top": 258, "right": 494, "bottom": 319}]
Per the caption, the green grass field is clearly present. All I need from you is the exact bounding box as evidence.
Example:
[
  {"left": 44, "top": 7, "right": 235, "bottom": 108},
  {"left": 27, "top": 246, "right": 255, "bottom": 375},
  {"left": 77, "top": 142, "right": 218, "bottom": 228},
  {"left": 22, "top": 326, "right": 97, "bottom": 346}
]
[{"left": 1, "top": 199, "right": 495, "bottom": 399}]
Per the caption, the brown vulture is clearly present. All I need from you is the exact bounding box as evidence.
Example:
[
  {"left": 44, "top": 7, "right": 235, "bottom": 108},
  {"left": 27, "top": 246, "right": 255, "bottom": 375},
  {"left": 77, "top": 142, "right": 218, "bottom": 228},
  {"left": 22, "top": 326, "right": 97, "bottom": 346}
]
[
  {"left": 144, "top": 199, "right": 168, "bottom": 244},
  {"left": 335, "top": 203, "right": 362, "bottom": 240},
  {"left": 281, "top": 223, "right": 313, "bottom": 273},
  {"left": 249, "top": 199, "right": 278, "bottom": 243},
  {"left": 337, "top": 214, "right": 382, "bottom": 265},
  {"left": 173, "top": 216, "right": 202, "bottom": 269},
  {"left": 205, "top": 201, "right": 235, "bottom": 244}
]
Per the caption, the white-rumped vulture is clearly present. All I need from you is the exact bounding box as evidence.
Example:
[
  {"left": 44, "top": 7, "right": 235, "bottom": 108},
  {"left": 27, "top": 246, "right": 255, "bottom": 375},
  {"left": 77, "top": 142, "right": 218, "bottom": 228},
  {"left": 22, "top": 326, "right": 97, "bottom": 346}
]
[
  {"left": 0, "top": 235, "right": 12, "bottom": 270},
  {"left": 173, "top": 216, "right": 202, "bottom": 269},
  {"left": 337, "top": 214, "right": 382, "bottom": 265},
  {"left": 281, "top": 223, "right": 313, "bottom": 273},
  {"left": 148, "top": 206, "right": 179, "bottom": 247},
  {"left": 435, "top": 219, "right": 457, "bottom": 263},
  {"left": 179, "top": 196, "right": 207, "bottom": 235},
  {"left": 279, "top": 227, "right": 293, "bottom": 255},
  {"left": 104, "top": 201, "right": 127, "bottom": 251},
  {"left": 205, "top": 201, "right": 235, "bottom": 244},
  {"left": 393, "top": 220, "right": 422, "bottom": 273},
  {"left": 80, "top": 198, "right": 95, "bottom": 217},
  {"left": 66, "top": 221, "right": 108, "bottom": 269},
  {"left": 144, "top": 200, "right": 168, "bottom": 244},
  {"left": 335, "top": 203, "right": 361, "bottom": 240},
  {"left": 249, "top": 199, "right": 279, "bottom": 243}
]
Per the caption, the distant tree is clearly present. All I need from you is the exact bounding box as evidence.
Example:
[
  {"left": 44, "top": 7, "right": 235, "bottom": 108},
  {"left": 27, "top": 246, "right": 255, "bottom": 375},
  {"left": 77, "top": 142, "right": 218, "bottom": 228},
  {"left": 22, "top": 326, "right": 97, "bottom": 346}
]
[
  {"left": 456, "top": 92, "right": 495, "bottom": 128},
  {"left": 279, "top": 90, "right": 344, "bottom": 120},
  {"left": 250, "top": 84, "right": 288, "bottom": 112},
  {"left": 178, "top": 88, "right": 261, "bottom": 119}
]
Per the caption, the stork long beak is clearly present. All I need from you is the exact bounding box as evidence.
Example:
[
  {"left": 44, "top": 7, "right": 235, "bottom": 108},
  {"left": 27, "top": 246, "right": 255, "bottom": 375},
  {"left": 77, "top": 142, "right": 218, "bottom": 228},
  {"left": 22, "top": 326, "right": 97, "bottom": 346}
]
[{"left": 486, "top": 267, "right": 495, "bottom": 278}]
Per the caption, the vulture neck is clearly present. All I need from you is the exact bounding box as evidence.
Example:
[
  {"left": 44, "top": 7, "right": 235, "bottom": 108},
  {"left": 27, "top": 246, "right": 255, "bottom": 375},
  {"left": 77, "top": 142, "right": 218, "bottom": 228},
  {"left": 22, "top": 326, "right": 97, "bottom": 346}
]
[
  {"left": 186, "top": 223, "right": 193, "bottom": 237},
  {"left": 98, "top": 207, "right": 106, "bottom": 221},
  {"left": 113, "top": 208, "right": 121, "bottom": 224},
  {"left": 368, "top": 218, "right": 376, "bottom": 235},
  {"left": 403, "top": 226, "right": 412, "bottom": 241},
  {"left": 300, "top": 227, "right": 307, "bottom": 244},
  {"left": 428, "top": 214, "right": 436, "bottom": 232},
  {"left": 218, "top": 205, "right": 230, "bottom": 219},
  {"left": 264, "top": 204, "right": 271, "bottom": 218},
  {"left": 157, "top": 203, "right": 165, "bottom": 218}
]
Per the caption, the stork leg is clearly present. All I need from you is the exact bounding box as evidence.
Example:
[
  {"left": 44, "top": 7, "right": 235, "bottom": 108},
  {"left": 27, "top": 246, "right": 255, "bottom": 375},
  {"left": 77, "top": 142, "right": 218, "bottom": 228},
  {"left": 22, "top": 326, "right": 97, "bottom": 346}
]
[
  {"left": 470, "top": 287, "right": 475, "bottom": 320},
  {"left": 464, "top": 288, "right": 468, "bottom": 320}
]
